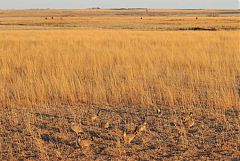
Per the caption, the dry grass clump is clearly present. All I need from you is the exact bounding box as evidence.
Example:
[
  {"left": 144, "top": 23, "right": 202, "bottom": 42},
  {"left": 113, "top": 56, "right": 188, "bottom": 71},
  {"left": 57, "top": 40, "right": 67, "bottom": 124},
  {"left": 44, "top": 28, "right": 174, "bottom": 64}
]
[{"left": 0, "top": 30, "right": 239, "bottom": 108}]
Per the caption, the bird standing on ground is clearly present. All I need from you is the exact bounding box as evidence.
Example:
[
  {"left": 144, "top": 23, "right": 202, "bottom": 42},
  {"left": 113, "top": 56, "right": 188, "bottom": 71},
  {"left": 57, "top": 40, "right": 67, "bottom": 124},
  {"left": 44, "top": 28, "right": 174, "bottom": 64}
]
[
  {"left": 182, "top": 112, "right": 195, "bottom": 128},
  {"left": 91, "top": 110, "right": 100, "bottom": 122},
  {"left": 101, "top": 121, "right": 110, "bottom": 129},
  {"left": 123, "top": 130, "right": 138, "bottom": 144},
  {"left": 135, "top": 122, "right": 147, "bottom": 133},
  {"left": 77, "top": 135, "right": 94, "bottom": 149},
  {"left": 70, "top": 123, "right": 83, "bottom": 134},
  {"left": 184, "top": 117, "right": 195, "bottom": 128},
  {"left": 182, "top": 112, "right": 193, "bottom": 121}
]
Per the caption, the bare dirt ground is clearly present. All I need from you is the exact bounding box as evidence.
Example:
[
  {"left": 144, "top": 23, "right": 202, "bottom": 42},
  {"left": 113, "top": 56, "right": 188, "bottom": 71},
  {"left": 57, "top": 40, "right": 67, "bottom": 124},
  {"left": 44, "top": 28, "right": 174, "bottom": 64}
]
[{"left": 1, "top": 104, "right": 239, "bottom": 160}]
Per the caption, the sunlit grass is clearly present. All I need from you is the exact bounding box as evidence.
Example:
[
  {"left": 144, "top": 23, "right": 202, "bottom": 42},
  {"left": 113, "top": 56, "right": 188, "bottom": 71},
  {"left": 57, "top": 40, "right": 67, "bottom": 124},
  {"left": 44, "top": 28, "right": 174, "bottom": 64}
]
[{"left": 0, "top": 30, "right": 239, "bottom": 108}]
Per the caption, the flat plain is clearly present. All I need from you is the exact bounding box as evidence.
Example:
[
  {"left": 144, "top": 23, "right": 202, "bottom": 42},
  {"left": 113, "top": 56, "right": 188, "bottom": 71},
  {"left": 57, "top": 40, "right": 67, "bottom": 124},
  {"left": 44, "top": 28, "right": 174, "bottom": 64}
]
[{"left": 0, "top": 9, "right": 240, "bottom": 160}]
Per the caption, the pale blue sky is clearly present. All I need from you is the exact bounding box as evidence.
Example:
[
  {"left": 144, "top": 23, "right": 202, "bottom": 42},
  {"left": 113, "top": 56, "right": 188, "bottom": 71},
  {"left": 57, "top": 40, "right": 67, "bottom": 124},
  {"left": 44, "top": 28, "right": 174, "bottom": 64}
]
[{"left": 0, "top": 0, "right": 239, "bottom": 9}]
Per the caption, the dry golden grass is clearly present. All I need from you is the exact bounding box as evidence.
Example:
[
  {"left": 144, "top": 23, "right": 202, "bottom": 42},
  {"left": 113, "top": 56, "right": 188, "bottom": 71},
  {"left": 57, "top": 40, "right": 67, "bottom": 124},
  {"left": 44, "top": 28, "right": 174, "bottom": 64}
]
[
  {"left": 0, "top": 10, "right": 240, "bottom": 160},
  {"left": 0, "top": 9, "right": 239, "bottom": 30},
  {"left": 1, "top": 16, "right": 239, "bottom": 31},
  {"left": 0, "top": 30, "right": 239, "bottom": 108}
]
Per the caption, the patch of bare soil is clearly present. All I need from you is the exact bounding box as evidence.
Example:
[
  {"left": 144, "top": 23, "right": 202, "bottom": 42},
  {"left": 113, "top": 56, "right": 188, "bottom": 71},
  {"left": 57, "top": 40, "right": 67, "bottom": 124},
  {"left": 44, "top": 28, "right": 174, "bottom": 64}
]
[{"left": 0, "top": 104, "right": 239, "bottom": 160}]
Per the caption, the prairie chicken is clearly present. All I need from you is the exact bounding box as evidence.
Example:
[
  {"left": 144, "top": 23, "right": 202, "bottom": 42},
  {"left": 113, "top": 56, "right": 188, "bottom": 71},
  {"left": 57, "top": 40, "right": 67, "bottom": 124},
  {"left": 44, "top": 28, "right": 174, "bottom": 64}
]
[
  {"left": 123, "top": 130, "right": 138, "bottom": 144},
  {"left": 135, "top": 122, "right": 147, "bottom": 133},
  {"left": 90, "top": 110, "right": 101, "bottom": 122},
  {"left": 70, "top": 123, "right": 83, "bottom": 134},
  {"left": 77, "top": 135, "right": 94, "bottom": 149},
  {"left": 101, "top": 121, "right": 110, "bottom": 129},
  {"left": 182, "top": 112, "right": 195, "bottom": 128}
]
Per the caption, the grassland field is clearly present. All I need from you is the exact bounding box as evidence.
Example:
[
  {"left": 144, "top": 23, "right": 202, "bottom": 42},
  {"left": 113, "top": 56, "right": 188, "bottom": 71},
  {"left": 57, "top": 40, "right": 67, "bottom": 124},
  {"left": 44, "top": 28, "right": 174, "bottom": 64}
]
[{"left": 0, "top": 9, "right": 240, "bottom": 160}]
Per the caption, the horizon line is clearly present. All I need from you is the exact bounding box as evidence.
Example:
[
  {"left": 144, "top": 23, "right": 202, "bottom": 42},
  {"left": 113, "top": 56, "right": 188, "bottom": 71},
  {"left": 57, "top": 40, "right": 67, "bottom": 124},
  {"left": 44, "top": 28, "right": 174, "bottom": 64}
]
[{"left": 0, "top": 8, "right": 239, "bottom": 10}]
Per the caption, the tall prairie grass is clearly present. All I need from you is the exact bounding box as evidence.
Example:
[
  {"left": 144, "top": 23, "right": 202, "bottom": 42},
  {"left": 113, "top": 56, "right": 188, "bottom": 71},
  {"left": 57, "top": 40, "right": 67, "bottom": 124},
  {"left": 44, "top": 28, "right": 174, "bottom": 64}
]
[{"left": 0, "top": 30, "right": 239, "bottom": 108}]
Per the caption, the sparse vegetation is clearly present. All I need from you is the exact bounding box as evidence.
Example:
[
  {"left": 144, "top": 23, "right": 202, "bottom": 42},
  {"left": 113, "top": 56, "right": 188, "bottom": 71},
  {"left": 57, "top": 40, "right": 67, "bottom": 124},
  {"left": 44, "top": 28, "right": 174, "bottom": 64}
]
[{"left": 0, "top": 9, "right": 239, "bottom": 160}]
